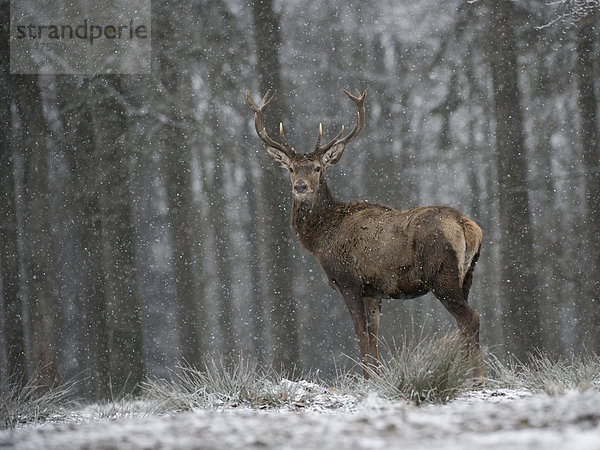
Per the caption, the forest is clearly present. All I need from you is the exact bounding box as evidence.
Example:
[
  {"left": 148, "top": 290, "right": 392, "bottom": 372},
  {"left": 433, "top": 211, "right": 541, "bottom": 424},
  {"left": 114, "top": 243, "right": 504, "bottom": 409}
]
[{"left": 1, "top": 0, "right": 599, "bottom": 402}]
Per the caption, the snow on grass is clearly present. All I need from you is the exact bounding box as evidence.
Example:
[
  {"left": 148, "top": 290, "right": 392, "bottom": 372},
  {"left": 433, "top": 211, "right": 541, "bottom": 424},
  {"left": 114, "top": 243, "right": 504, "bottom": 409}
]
[
  {"left": 486, "top": 350, "right": 600, "bottom": 394},
  {"left": 1, "top": 387, "right": 599, "bottom": 450},
  {"left": 0, "top": 371, "right": 77, "bottom": 429},
  {"left": 362, "top": 332, "right": 477, "bottom": 405},
  {"left": 140, "top": 357, "right": 361, "bottom": 414},
  {"left": 2, "top": 346, "right": 599, "bottom": 449}
]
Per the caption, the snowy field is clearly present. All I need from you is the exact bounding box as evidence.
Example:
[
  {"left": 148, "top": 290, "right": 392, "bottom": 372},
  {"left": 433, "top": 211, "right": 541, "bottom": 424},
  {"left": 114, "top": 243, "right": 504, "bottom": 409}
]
[{"left": 2, "top": 385, "right": 600, "bottom": 449}]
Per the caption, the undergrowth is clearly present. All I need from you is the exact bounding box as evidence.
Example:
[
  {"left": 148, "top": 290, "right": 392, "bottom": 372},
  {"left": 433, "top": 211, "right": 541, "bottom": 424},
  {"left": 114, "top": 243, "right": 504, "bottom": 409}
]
[
  {"left": 142, "top": 356, "right": 310, "bottom": 412},
  {"left": 0, "top": 372, "right": 75, "bottom": 430},
  {"left": 2, "top": 341, "right": 599, "bottom": 429},
  {"left": 362, "top": 331, "right": 476, "bottom": 405},
  {"left": 486, "top": 350, "right": 600, "bottom": 395}
]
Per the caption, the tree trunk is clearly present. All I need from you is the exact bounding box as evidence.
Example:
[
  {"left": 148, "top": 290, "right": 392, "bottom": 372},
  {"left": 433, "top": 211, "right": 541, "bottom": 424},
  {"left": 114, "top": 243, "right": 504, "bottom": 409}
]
[
  {"left": 54, "top": 77, "right": 111, "bottom": 400},
  {"left": 251, "top": 0, "right": 301, "bottom": 370},
  {"left": 576, "top": 18, "right": 600, "bottom": 350},
  {"left": 0, "top": 2, "right": 27, "bottom": 384},
  {"left": 12, "top": 75, "right": 60, "bottom": 388},
  {"left": 155, "top": 3, "right": 208, "bottom": 367},
  {"left": 210, "top": 137, "right": 237, "bottom": 364},
  {"left": 489, "top": 0, "right": 543, "bottom": 358},
  {"left": 163, "top": 134, "right": 207, "bottom": 367},
  {"left": 0, "top": 137, "right": 25, "bottom": 384},
  {"left": 90, "top": 76, "right": 145, "bottom": 396}
]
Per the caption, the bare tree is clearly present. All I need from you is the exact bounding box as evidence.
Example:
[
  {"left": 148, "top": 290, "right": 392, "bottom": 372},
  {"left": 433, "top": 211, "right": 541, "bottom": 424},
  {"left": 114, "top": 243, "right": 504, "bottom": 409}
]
[
  {"left": 489, "top": 0, "right": 544, "bottom": 358},
  {"left": 209, "top": 109, "right": 237, "bottom": 364},
  {"left": 575, "top": 15, "right": 600, "bottom": 349},
  {"left": 12, "top": 75, "right": 60, "bottom": 388},
  {"left": 52, "top": 77, "right": 112, "bottom": 400},
  {"left": 251, "top": 0, "right": 300, "bottom": 369},
  {"left": 0, "top": 1, "right": 26, "bottom": 384},
  {"left": 154, "top": 0, "right": 207, "bottom": 368},
  {"left": 89, "top": 76, "right": 145, "bottom": 395}
]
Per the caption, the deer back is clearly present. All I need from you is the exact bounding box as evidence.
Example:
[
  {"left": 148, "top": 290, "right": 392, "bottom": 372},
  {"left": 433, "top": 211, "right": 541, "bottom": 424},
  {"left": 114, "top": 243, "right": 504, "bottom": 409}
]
[{"left": 294, "top": 202, "right": 482, "bottom": 299}]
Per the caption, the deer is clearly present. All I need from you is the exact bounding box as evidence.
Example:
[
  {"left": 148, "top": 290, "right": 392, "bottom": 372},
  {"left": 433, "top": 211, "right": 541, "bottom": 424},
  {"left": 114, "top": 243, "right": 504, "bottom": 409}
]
[{"left": 246, "top": 88, "right": 484, "bottom": 383}]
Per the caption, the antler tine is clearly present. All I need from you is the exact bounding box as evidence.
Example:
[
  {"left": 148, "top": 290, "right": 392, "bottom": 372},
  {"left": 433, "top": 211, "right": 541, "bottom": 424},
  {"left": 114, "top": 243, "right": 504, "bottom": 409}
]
[
  {"left": 245, "top": 89, "right": 277, "bottom": 112},
  {"left": 314, "top": 125, "right": 345, "bottom": 156},
  {"left": 279, "top": 123, "right": 291, "bottom": 149},
  {"left": 259, "top": 89, "right": 277, "bottom": 109},
  {"left": 314, "top": 123, "right": 323, "bottom": 149},
  {"left": 245, "top": 89, "right": 258, "bottom": 112},
  {"left": 246, "top": 89, "right": 295, "bottom": 157},
  {"left": 337, "top": 88, "right": 366, "bottom": 143},
  {"left": 314, "top": 88, "right": 366, "bottom": 156},
  {"left": 343, "top": 88, "right": 367, "bottom": 106},
  {"left": 314, "top": 122, "right": 344, "bottom": 153}
]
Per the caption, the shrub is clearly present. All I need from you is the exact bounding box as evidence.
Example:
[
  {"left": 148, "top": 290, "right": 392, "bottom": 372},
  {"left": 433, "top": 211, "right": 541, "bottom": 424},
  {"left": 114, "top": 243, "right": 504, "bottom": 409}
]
[
  {"left": 142, "top": 356, "right": 311, "bottom": 412},
  {"left": 487, "top": 351, "right": 600, "bottom": 395},
  {"left": 364, "top": 331, "right": 476, "bottom": 405},
  {"left": 0, "top": 372, "right": 75, "bottom": 429}
]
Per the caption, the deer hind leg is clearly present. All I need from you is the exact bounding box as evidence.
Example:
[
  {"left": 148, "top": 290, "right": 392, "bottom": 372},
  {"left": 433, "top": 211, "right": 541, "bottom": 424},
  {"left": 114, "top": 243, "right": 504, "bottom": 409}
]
[{"left": 432, "top": 278, "right": 483, "bottom": 386}]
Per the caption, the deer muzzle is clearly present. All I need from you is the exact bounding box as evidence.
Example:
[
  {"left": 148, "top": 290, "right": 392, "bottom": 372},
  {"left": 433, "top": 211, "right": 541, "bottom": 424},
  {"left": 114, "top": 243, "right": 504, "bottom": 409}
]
[{"left": 293, "top": 182, "right": 309, "bottom": 194}]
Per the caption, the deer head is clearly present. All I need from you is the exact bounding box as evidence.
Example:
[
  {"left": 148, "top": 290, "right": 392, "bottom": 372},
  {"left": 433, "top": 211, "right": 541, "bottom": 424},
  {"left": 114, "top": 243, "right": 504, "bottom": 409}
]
[{"left": 246, "top": 89, "right": 366, "bottom": 202}]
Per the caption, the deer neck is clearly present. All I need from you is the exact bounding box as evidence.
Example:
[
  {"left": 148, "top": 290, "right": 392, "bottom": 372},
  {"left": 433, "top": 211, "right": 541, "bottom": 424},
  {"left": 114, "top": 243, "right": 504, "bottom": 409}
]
[{"left": 291, "top": 178, "right": 340, "bottom": 253}]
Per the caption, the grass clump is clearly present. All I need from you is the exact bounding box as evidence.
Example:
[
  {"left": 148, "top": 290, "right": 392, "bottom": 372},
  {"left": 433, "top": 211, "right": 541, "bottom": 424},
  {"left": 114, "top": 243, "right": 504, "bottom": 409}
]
[
  {"left": 81, "top": 395, "right": 164, "bottom": 421},
  {"left": 142, "top": 356, "right": 312, "bottom": 413},
  {"left": 365, "top": 331, "right": 476, "bottom": 405},
  {"left": 487, "top": 351, "right": 600, "bottom": 395},
  {"left": 0, "top": 373, "right": 75, "bottom": 429}
]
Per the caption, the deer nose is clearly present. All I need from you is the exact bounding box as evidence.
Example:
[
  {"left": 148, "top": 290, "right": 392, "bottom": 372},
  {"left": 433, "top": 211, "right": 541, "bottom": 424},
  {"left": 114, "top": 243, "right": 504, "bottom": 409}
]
[{"left": 294, "top": 182, "right": 308, "bottom": 193}]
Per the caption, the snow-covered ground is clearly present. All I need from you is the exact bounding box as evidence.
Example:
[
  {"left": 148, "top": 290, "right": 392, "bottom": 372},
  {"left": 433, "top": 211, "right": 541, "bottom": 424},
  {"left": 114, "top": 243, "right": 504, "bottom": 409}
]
[{"left": 2, "top": 387, "right": 599, "bottom": 449}]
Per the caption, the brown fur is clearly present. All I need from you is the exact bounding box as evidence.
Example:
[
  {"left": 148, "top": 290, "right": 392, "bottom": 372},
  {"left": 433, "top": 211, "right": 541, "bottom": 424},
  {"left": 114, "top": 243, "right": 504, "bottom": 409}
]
[{"left": 293, "top": 194, "right": 481, "bottom": 301}]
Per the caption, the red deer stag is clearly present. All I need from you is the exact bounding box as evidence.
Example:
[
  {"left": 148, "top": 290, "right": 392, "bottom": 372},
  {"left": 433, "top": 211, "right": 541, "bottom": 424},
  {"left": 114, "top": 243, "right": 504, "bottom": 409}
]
[{"left": 246, "top": 89, "right": 483, "bottom": 382}]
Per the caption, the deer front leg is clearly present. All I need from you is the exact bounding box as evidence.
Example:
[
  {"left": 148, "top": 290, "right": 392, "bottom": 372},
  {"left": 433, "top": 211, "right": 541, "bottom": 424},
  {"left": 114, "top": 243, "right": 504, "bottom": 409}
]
[
  {"left": 345, "top": 296, "right": 371, "bottom": 378},
  {"left": 334, "top": 282, "right": 376, "bottom": 378}
]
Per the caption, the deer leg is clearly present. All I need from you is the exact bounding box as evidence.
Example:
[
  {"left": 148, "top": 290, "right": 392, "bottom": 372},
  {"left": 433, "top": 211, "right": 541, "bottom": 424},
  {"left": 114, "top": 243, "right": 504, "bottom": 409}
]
[
  {"left": 334, "top": 283, "right": 373, "bottom": 378},
  {"left": 363, "top": 296, "right": 381, "bottom": 372},
  {"left": 433, "top": 284, "right": 484, "bottom": 386},
  {"left": 456, "top": 306, "right": 482, "bottom": 385}
]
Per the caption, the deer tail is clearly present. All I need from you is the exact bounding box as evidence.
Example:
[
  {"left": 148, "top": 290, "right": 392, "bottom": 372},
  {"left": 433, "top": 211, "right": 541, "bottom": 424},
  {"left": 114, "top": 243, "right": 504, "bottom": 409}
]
[{"left": 461, "top": 218, "right": 482, "bottom": 273}]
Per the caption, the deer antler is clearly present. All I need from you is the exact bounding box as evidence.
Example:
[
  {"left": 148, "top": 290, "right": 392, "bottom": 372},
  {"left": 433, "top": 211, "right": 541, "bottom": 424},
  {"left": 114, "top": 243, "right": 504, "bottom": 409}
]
[
  {"left": 314, "top": 89, "right": 366, "bottom": 156},
  {"left": 246, "top": 90, "right": 296, "bottom": 158}
]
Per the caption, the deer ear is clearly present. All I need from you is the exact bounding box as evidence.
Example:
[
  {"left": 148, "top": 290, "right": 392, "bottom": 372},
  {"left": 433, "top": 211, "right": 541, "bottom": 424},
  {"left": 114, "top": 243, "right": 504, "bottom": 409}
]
[
  {"left": 265, "top": 145, "right": 292, "bottom": 169},
  {"left": 320, "top": 143, "right": 346, "bottom": 168}
]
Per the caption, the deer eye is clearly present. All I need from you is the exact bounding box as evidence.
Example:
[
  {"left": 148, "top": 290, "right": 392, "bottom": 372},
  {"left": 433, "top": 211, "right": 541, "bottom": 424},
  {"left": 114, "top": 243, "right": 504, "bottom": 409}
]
[
  {"left": 288, "top": 168, "right": 294, "bottom": 173},
  {"left": 314, "top": 166, "right": 321, "bottom": 172}
]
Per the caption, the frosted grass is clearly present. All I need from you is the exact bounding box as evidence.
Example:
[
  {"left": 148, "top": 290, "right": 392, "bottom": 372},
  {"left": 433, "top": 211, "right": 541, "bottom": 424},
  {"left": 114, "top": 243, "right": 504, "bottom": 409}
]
[{"left": 2, "top": 344, "right": 599, "bottom": 429}]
